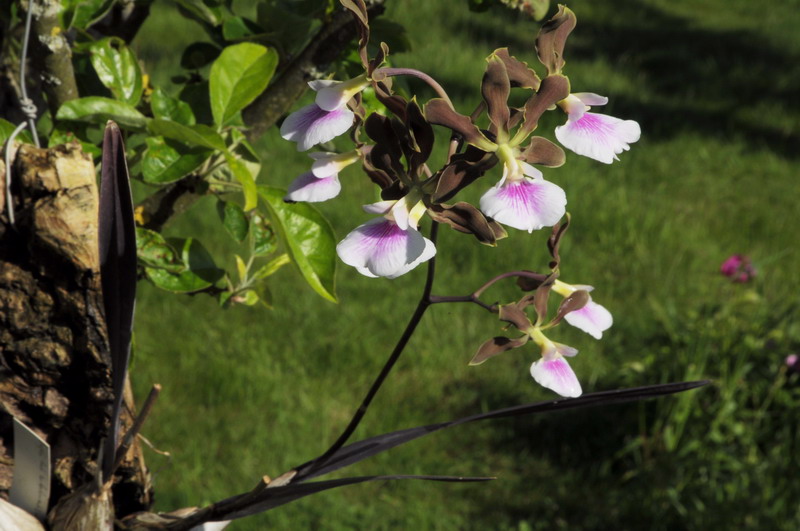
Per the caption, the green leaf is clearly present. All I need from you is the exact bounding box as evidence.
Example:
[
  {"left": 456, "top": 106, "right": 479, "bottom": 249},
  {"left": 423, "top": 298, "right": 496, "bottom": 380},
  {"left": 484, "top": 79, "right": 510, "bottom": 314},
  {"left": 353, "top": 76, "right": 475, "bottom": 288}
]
[
  {"left": 61, "top": 0, "right": 115, "bottom": 30},
  {"left": 142, "top": 136, "right": 211, "bottom": 184},
  {"left": 145, "top": 237, "right": 224, "bottom": 293},
  {"left": 226, "top": 154, "right": 258, "bottom": 211},
  {"left": 258, "top": 185, "right": 337, "bottom": 302},
  {"left": 56, "top": 97, "right": 148, "bottom": 131},
  {"left": 88, "top": 37, "right": 143, "bottom": 105},
  {"left": 151, "top": 88, "right": 196, "bottom": 125},
  {"left": 181, "top": 42, "right": 221, "bottom": 70},
  {"left": 49, "top": 126, "right": 101, "bottom": 158},
  {"left": 235, "top": 255, "right": 248, "bottom": 282},
  {"left": 209, "top": 43, "right": 278, "bottom": 126},
  {"left": 174, "top": 0, "right": 224, "bottom": 26},
  {"left": 135, "top": 227, "right": 185, "bottom": 273},
  {"left": 0, "top": 118, "right": 33, "bottom": 145},
  {"left": 253, "top": 253, "right": 290, "bottom": 280},
  {"left": 217, "top": 200, "right": 249, "bottom": 242},
  {"left": 148, "top": 119, "right": 226, "bottom": 150},
  {"left": 250, "top": 213, "right": 276, "bottom": 256}
]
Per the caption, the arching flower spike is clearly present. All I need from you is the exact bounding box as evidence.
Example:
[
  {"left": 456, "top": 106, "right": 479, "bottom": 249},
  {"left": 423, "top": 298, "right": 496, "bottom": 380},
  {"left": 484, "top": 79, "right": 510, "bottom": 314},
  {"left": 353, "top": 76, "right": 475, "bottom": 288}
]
[{"left": 554, "top": 93, "right": 641, "bottom": 164}]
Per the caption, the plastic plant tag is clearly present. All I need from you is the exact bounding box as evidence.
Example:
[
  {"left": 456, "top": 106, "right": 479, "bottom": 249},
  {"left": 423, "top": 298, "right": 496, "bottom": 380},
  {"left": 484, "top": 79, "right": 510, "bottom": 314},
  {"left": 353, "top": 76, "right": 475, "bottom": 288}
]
[{"left": 9, "top": 417, "right": 51, "bottom": 521}]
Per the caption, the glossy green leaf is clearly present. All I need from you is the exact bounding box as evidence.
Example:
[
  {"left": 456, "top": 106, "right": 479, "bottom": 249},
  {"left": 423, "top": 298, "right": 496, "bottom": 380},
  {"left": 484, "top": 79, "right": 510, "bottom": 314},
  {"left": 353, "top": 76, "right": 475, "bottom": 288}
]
[
  {"left": 226, "top": 154, "right": 258, "bottom": 211},
  {"left": 235, "top": 255, "right": 248, "bottom": 282},
  {"left": 61, "top": 0, "right": 115, "bottom": 30},
  {"left": 145, "top": 237, "right": 224, "bottom": 293},
  {"left": 258, "top": 186, "right": 337, "bottom": 303},
  {"left": 0, "top": 118, "right": 33, "bottom": 145},
  {"left": 142, "top": 136, "right": 211, "bottom": 184},
  {"left": 253, "top": 253, "right": 290, "bottom": 280},
  {"left": 217, "top": 200, "right": 249, "bottom": 242},
  {"left": 56, "top": 97, "right": 148, "bottom": 131},
  {"left": 151, "top": 88, "right": 196, "bottom": 125},
  {"left": 88, "top": 38, "right": 143, "bottom": 105},
  {"left": 210, "top": 43, "right": 278, "bottom": 126},
  {"left": 135, "top": 227, "right": 184, "bottom": 273},
  {"left": 250, "top": 213, "right": 277, "bottom": 256},
  {"left": 174, "top": 0, "right": 223, "bottom": 26},
  {"left": 148, "top": 119, "right": 226, "bottom": 151}
]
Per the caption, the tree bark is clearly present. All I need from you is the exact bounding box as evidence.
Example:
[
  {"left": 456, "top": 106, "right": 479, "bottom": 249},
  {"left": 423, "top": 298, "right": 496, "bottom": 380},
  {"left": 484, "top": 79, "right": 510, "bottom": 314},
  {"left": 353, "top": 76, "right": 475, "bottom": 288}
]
[{"left": 0, "top": 142, "right": 151, "bottom": 522}]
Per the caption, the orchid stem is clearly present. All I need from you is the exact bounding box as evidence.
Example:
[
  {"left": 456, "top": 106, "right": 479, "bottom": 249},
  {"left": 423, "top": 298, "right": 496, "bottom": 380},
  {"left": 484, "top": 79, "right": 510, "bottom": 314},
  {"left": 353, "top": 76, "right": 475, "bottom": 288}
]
[
  {"left": 313, "top": 222, "right": 441, "bottom": 467},
  {"left": 377, "top": 67, "right": 454, "bottom": 109}
]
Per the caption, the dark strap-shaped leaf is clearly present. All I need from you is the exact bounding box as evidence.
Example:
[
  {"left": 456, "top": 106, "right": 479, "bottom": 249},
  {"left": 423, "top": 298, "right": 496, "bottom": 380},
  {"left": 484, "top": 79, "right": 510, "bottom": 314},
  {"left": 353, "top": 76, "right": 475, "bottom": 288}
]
[
  {"left": 98, "top": 121, "right": 137, "bottom": 480},
  {"left": 293, "top": 380, "right": 709, "bottom": 482},
  {"left": 220, "top": 474, "right": 493, "bottom": 520}
]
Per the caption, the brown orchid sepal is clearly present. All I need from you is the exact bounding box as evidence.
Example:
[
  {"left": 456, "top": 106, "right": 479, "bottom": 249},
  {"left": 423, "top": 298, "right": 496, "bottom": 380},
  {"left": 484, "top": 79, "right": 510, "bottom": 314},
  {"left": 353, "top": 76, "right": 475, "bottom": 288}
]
[{"left": 470, "top": 335, "right": 530, "bottom": 365}]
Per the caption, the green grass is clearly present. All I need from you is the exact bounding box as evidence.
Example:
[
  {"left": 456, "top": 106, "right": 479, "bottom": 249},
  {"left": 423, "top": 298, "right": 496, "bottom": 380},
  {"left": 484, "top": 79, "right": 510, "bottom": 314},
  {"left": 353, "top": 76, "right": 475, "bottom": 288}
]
[{"left": 130, "top": 0, "right": 800, "bottom": 529}]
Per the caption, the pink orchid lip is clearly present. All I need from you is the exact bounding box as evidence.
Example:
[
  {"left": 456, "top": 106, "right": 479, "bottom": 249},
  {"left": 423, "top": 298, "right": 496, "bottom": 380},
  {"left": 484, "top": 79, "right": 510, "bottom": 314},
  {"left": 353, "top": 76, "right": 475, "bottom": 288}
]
[
  {"left": 284, "top": 172, "right": 341, "bottom": 203},
  {"left": 530, "top": 356, "right": 582, "bottom": 398},
  {"left": 479, "top": 176, "right": 566, "bottom": 233},
  {"left": 279, "top": 103, "right": 355, "bottom": 152},
  {"left": 336, "top": 218, "right": 436, "bottom": 279}
]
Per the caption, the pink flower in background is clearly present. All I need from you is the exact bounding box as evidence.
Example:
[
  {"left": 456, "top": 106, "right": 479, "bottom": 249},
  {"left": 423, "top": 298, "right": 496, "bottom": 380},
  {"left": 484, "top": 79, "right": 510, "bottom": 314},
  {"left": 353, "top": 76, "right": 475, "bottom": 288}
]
[
  {"left": 555, "top": 93, "right": 641, "bottom": 164},
  {"left": 720, "top": 254, "right": 756, "bottom": 283},
  {"left": 786, "top": 354, "right": 799, "bottom": 375}
]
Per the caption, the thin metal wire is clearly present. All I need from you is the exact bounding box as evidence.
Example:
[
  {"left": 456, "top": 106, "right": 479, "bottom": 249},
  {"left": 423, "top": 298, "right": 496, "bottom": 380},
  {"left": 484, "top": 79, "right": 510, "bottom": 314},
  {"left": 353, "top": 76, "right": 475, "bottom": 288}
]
[
  {"left": 19, "top": 0, "right": 40, "bottom": 147},
  {"left": 4, "top": 123, "right": 27, "bottom": 226},
  {"left": 4, "top": 1, "right": 40, "bottom": 227}
]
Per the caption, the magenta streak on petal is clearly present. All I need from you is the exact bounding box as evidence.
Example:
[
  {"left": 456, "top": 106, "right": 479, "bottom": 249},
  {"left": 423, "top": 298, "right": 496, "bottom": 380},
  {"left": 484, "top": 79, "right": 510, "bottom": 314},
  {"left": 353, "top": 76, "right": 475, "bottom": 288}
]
[
  {"left": 497, "top": 180, "right": 545, "bottom": 223},
  {"left": 572, "top": 113, "right": 614, "bottom": 147}
]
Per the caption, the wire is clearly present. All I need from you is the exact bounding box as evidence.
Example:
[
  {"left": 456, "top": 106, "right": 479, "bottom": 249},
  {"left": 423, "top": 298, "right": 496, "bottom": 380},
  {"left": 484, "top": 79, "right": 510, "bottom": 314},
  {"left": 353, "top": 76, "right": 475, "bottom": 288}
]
[
  {"left": 19, "top": 0, "right": 40, "bottom": 148},
  {"left": 4, "top": 1, "right": 41, "bottom": 228}
]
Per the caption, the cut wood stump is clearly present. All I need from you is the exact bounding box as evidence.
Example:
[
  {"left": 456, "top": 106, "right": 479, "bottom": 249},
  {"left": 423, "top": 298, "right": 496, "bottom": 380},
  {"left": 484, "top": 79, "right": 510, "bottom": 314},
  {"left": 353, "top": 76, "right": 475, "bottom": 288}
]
[{"left": 0, "top": 142, "right": 151, "bottom": 523}]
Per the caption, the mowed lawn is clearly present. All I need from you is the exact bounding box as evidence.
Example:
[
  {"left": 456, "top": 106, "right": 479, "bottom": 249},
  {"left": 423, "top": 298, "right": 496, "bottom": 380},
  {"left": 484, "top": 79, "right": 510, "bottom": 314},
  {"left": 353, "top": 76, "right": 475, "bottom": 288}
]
[{"left": 130, "top": 0, "right": 800, "bottom": 529}]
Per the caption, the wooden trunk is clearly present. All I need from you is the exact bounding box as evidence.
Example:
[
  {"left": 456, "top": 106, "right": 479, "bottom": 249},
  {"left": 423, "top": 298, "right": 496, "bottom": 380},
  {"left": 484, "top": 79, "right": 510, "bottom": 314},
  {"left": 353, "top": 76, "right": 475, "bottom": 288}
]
[{"left": 0, "top": 142, "right": 151, "bottom": 523}]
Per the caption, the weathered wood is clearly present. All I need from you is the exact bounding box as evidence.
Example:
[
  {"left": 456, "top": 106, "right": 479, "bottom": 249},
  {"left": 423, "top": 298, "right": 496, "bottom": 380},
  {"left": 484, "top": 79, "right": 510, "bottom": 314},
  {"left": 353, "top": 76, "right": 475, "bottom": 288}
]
[{"left": 0, "top": 142, "right": 151, "bottom": 522}]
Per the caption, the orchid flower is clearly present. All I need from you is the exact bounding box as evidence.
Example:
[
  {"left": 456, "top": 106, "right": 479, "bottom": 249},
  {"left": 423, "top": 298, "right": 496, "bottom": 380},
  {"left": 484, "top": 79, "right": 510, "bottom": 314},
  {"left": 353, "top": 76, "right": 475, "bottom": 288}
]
[
  {"left": 479, "top": 144, "right": 567, "bottom": 232},
  {"left": 554, "top": 93, "right": 641, "bottom": 164},
  {"left": 336, "top": 196, "right": 435, "bottom": 279},
  {"left": 552, "top": 279, "right": 613, "bottom": 339},
  {"left": 284, "top": 151, "right": 360, "bottom": 203},
  {"left": 528, "top": 327, "right": 582, "bottom": 398},
  {"left": 280, "top": 75, "right": 370, "bottom": 151}
]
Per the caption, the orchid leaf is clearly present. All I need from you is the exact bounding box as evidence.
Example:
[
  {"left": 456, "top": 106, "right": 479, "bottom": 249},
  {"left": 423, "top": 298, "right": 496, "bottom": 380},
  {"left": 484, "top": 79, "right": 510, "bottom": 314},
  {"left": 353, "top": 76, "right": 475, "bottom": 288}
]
[{"left": 98, "top": 122, "right": 137, "bottom": 480}]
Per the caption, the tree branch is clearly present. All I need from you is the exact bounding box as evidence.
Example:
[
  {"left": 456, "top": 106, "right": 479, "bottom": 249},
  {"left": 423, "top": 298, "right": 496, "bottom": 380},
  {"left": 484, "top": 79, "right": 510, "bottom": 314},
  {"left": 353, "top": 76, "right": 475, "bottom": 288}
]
[
  {"left": 136, "top": 1, "right": 386, "bottom": 232},
  {"left": 26, "top": 0, "right": 79, "bottom": 116}
]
